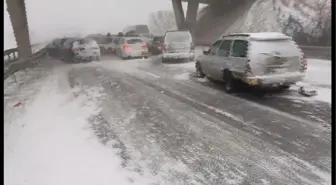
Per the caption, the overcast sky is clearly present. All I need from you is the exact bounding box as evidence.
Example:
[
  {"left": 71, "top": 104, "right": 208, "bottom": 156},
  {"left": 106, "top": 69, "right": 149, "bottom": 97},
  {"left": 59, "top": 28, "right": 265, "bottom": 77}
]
[{"left": 4, "top": 0, "right": 198, "bottom": 49}]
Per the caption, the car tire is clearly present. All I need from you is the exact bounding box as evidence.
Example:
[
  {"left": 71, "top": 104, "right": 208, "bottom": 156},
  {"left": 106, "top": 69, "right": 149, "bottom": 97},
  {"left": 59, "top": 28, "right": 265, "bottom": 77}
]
[
  {"left": 196, "top": 62, "right": 206, "bottom": 78},
  {"left": 223, "top": 70, "right": 236, "bottom": 93}
]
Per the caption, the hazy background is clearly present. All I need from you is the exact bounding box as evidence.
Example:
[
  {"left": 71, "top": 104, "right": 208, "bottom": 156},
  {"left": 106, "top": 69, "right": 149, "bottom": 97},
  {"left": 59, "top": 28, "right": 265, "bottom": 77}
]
[{"left": 4, "top": 0, "right": 197, "bottom": 50}]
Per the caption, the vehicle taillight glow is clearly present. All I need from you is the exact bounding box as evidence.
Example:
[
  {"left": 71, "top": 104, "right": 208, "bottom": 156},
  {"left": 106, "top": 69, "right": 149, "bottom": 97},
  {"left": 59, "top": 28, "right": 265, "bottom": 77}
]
[
  {"left": 301, "top": 56, "right": 307, "bottom": 72},
  {"left": 163, "top": 44, "right": 168, "bottom": 51},
  {"left": 142, "top": 44, "right": 148, "bottom": 49},
  {"left": 123, "top": 45, "right": 132, "bottom": 51}
]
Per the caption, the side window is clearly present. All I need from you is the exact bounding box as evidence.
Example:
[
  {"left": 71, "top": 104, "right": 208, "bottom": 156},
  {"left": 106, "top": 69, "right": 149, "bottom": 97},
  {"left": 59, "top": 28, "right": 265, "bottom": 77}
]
[
  {"left": 217, "top": 40, "right": 232, "bottom": 57},
  {"left": 209, "top": 40, "right": 222, "bottom": 55},
  {"left": 231, "top": 40, "right": 248, "bottom": 58}
]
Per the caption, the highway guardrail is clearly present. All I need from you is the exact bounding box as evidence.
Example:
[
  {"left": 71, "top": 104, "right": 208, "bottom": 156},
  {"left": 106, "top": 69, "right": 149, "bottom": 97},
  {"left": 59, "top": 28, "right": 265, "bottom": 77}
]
[{"left": 4, "top": 44, "right": 48, "bottom": 80}]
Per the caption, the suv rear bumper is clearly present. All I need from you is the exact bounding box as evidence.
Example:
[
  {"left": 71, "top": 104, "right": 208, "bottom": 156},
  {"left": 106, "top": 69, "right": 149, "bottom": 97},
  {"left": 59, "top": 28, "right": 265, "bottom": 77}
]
[
  {"left": 245, "top": 72, "right": 305, "bottom": 86},
  {"left": 162, "top": 52, "right": 195, "bottom": 60}
]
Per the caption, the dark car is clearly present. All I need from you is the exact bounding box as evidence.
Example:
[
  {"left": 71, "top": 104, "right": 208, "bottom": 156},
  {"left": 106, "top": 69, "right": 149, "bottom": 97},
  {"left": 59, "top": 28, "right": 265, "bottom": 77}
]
[
  {"left": 58, "top": 37, "right": 80, "bottom": 62},
  {"left": 47, "top": 38, "right": 68, "bottom": 57},
  {"left": 148, "top": 36, "right": 164, "bottom": 55}
]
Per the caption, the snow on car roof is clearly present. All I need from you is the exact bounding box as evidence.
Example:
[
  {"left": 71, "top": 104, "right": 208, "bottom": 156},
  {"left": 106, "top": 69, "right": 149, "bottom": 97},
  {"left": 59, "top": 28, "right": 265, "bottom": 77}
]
[{"left": 225, "top": 32, "right": 291, "bottom": 40}]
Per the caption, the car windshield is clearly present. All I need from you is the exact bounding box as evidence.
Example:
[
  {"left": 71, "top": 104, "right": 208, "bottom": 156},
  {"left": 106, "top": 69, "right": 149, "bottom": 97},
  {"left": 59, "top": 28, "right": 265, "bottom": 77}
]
[
  {"left": 165, "top": 32, "right": 192, "bottom": 42},
  {"left": 4, "top": 1, "right": 331, "bottom": 185}
]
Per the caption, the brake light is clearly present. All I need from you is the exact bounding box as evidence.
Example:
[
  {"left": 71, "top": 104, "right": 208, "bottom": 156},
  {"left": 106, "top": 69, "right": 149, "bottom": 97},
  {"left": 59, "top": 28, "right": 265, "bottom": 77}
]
[
  {"left": 142, "top": 44, "right": 148, "bottom": 49},
  {"left": 123, "top": 45, "right": 132, "bottom": 51},
  {"left": 163, "top": 44, "right": 168, "bottom": 51},
  {"left": 301, "top": 56, "right": 307, "bottom": 72},
  {"left": 190, "top": 43, "right": 195, "bottom": 50}
]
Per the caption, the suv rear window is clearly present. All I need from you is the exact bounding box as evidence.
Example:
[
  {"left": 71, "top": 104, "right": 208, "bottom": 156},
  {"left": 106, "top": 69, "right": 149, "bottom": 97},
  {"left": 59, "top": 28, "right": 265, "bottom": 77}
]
[
  {"left": 250, "top": 39, "right": 301, "bottom": 55},
  {"left": 126, "top": 39, "right": 144, "bottom": 44},
  {"left": 165, "top": 31, "right": 192, "bottom": 42}
]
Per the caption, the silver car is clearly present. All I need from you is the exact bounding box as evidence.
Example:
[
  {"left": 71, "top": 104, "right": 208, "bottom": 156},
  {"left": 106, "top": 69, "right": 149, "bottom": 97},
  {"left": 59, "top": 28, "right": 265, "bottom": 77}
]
[
  {"left": 72, "top": 38, "right": 101, "bottom": 61},
  {"left": 115, "top": 37, "right": 149, "bottom": 59},
  {"left": 196, "top": 32, "right": 306, "bottom": 93},
  {"left": 162, "top": 30, "right": 195, "bottom": 62}
]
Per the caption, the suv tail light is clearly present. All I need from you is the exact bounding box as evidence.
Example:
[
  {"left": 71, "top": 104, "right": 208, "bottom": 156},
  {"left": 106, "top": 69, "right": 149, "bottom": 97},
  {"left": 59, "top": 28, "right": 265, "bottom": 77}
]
[
  {"left": 301, "top": 56, "right": 307, "bottom": 72},
  {"left": 142, "top": 44, "right": 148, "bottom": 49},
  {"left": 123, "top": 45, "right": 132, "bottom": 51},
  {"left": 163, "top": 44, "right": 168, "bottom": 51}
]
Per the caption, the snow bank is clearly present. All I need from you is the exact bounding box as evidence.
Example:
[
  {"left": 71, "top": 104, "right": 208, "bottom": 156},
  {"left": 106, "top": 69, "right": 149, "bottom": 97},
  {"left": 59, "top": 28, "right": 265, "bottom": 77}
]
[
  {"left": 173, "top": 72, "right": 190, "bottom": 80},
  {"left": 4, "top": 68, "right": 149, "bottom": 185},
  {"left": 283, "top": 59, "right": 331, "bottom": 104},
  {"left": 164, "top": 62, "right": 195, "bottom": 71}
]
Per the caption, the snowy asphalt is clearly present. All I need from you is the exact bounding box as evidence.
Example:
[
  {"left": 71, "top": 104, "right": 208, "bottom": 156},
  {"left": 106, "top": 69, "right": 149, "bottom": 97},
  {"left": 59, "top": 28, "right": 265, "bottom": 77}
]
[
  {"left": 4, "top": 53, "right": 331, "bottom": 185},
  {"left": 66, "top": 54, "right": 331, "bottom": 185}
]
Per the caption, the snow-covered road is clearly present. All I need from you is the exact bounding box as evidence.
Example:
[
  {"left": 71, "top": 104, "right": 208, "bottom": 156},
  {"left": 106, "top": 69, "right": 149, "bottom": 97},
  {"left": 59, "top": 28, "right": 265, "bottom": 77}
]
[{"left": 4, "top": 55, "right": 331, "bottom": 185}]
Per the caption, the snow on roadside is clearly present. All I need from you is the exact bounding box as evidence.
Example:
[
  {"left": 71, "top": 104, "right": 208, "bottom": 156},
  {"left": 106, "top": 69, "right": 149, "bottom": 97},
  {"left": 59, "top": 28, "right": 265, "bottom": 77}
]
[
  {"left": 164, "top": 62, "right": 195, "bottom": 71},
  {"left": 173, "top": 72, "right": 190, "bottom": 80},
  {"left": 4, "top": 66, "right": 150, "bottom": 185},
  {"left": 284, "top": 59, "right": 331, "bottom": 104}
]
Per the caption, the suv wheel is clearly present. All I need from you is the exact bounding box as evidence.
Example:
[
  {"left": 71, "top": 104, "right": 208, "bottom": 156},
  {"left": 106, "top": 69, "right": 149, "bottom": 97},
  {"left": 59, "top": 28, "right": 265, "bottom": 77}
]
[
  {"left": 196, "top": 62, "right": 206, "bottom": 78},
  {"left": 223, "top": 71, "right": 236, "bottom": 93}
]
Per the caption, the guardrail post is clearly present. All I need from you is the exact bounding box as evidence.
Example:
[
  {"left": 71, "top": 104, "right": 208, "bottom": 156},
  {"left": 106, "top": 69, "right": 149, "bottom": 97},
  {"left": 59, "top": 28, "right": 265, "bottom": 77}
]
[{"left": 6, "top": 0, "right": 32, "bottom": 58}]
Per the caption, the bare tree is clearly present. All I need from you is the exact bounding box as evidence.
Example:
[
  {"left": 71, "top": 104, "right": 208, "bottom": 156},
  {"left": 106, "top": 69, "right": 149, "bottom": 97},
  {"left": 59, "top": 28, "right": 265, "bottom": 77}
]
[
  {"left": 148, "top": 10, "right": 177, "bottom": 36},
  {"left": 281, "top": 0, "right": 331, "bottom": 46},
  {"left": 308, "top": 0, "right": 331, "bottom": 45}
]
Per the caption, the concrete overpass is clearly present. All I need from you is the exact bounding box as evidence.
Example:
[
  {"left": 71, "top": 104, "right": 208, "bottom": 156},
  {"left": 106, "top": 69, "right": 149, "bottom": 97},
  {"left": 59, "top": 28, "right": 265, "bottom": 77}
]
[{"left": 6, "top": 0, "right": 248, "bottom": 59}]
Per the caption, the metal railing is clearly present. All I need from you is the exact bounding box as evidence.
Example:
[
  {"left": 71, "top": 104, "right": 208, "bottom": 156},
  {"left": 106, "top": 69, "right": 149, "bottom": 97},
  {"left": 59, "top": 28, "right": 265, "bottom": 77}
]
[
  {"left": 194, "top": 39, "right": 331, "bottom": 60},
  {"left": 4, "top": 44, "right": 48, "bottom": 80}
]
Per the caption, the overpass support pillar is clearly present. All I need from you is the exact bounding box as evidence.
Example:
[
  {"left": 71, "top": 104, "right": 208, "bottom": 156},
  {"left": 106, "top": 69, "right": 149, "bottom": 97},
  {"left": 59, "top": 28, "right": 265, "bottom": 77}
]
[
  {"left": 172, "top": 0, "right": 186, "bottom": 30},
  {"left": 186, "top": 1, "right": 199, "bottom": 36},
  {"left": 6, "top": 0, "right": 32, "bottom": 58}
]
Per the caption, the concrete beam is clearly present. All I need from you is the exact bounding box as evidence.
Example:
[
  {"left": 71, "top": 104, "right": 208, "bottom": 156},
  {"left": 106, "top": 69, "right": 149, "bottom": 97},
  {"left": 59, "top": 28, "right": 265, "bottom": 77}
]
[
  {"left": 172, "top": 0, "right": 186, "bottom": 30},
  {"left": 6, "top": 0, "right": 32, "bottom": 58},
  {"left": 186, "top": 1, "right": 199, "bottom": 35}
]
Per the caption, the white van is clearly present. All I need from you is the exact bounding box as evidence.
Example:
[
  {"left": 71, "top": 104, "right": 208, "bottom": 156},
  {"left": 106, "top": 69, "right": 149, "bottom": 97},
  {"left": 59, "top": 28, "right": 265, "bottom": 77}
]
[
  {"left": 196, "top": 32, "right": 307, "bottom": 92},
  {"left": 162, "top": 30, "right": 195, "bottom": 62}
]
